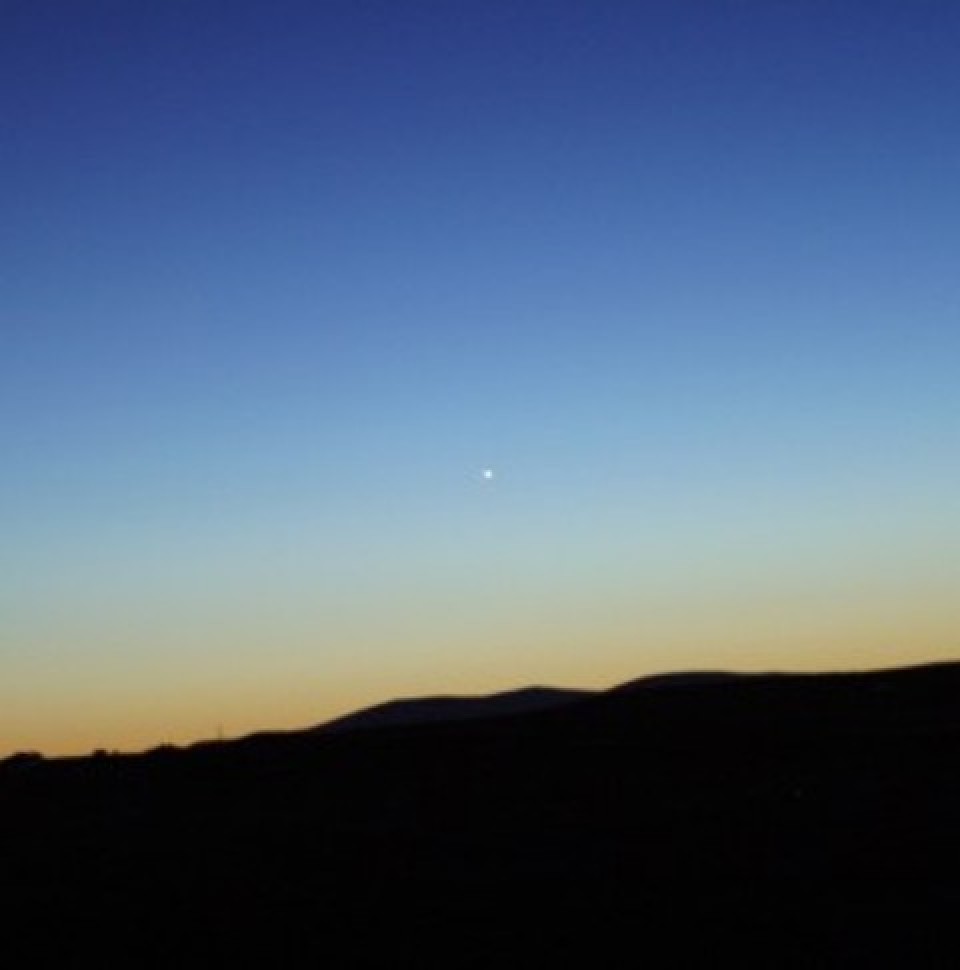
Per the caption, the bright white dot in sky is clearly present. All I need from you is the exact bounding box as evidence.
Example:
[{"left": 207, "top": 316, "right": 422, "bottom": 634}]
[{"left": 482, "top": 468, "right": 495, "bottom": 480}]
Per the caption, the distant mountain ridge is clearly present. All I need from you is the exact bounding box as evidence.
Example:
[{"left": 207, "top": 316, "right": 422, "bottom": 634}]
[
  {"left": 6, "top": 660, "right": 959, "bottom": 761},
  {"left": 318, "top": 659, "right": 960, "bottom": 738},
  {"left": 319, "top": 686, "right": 593, "bottom": 734}
]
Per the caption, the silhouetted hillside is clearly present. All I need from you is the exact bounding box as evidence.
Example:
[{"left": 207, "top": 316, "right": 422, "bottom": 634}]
[
  {"left": 319, "top": 685, "right": 592, "bottom": 734},
  {"left": 3, "top": 660, "right": 960, "bottom": 966}
]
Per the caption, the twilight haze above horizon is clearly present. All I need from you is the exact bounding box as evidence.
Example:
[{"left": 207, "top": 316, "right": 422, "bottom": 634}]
[{"left": 3, "top": 0, "right": 958, "bottom": 756}]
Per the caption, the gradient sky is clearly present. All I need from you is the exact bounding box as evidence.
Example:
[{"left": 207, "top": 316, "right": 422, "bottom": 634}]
[{"left": 3, "top": 0, "right": 958, "bottom": 756}]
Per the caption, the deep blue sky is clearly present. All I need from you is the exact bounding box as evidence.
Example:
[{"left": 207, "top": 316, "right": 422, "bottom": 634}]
[{"left": 3, "top": 0, "right": 958, "bottom": 754}]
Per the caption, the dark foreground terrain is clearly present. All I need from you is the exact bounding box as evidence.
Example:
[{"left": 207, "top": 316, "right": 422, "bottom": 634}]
[{"left": 4, "top": 661, "right": 960, "bottom": 967}]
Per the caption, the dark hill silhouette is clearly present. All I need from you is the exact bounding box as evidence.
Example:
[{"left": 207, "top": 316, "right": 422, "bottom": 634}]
[
  {"left": 3, "top": 659, "right": 960, "bottom": 966},
  {"left": 614, "top": 668, "right": 756, "bottom": 690},
  {"left": 318, "top": 685, "right": 592, "bottom": 734}
]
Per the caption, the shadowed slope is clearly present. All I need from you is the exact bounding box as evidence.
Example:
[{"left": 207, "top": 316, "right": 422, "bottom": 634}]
[
  {"left": 318, "top": 686, "right": 593, "bottom": 734},
  {"left": 3, "top": 659, "right": 960, "bottom": 966}
]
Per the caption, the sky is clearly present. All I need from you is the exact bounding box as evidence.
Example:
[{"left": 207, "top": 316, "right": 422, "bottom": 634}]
[{"left": 2, "top": 0, "right": 958, "bottom": 756}]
